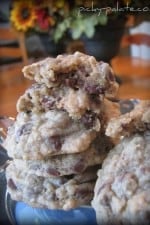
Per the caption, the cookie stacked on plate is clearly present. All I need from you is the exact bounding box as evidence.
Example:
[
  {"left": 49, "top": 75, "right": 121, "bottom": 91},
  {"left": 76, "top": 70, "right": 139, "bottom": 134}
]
[{"left": 5, "top": 52, "right": 120, "bottom": 210}]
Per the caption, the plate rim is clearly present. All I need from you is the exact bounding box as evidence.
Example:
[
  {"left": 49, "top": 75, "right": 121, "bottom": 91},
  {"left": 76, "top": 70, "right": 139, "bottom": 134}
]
[{"left": 5, "top": 191, "right": 17, "bottom": 225}]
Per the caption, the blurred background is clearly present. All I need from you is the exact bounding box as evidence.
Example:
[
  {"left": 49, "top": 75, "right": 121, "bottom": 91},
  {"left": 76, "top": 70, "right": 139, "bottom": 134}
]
[{"left": 0, "top": 0, "right": 150, "bottom": 117}]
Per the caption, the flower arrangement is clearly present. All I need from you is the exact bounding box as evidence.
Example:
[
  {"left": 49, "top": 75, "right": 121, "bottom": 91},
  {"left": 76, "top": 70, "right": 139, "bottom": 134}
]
[
  {"left": 10, "top": 0, "right": 67, "bottom": 34},
  {"left": 10, "top": 0, "right": 149, "bottom": 42}
]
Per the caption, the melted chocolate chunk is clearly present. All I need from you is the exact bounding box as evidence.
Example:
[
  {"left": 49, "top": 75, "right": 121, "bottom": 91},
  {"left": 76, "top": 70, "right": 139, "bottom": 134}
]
[
  {"left": 90, "top": 94, "right": 101, "bottom": 104},
  {"left": 46, "top": 168, "right": 60, "bottom": 176},
  {"left": 8, "top": 178, "right": 17, "bottom": 190},
  {"left": 16, "top": 123, "right": 32, "bottom": 142},
  {"left": 145, "top": 122, "right": 150, "bottom": 130},
  {"left": 65, "top": 72, "right": 80, "bottom": 90},
  {"left": 65, "top": 174, "right": 74, "bottom": 180},
  {"left": 81, "top": 111, "right": 97, "bottom": 129},
  {"left": 107, "top": 70, "right": 115, "bottom": 81},
  {"left": 75, "top": 188, "right": 93, "bottom": 198},
  {"left": 50, "top": 136, "right": 63, "bottom": 151},
  {"left": 84, "top": 84, "right": 105, "bottom": 95},
  {"left": 73, "top": 160, "right": 85, "bottom": 173},
  {"left": 41, "top": 96, "right": 55, "bottom": 110},
  {"left": 27, "top": 93, "right": 32, "bottom": 99},
  {"left": 26, "top": 110, "right": 32, "bottom": 114},
  {"left": 65, "top": 77, "right": 78, "bottom": 89}
]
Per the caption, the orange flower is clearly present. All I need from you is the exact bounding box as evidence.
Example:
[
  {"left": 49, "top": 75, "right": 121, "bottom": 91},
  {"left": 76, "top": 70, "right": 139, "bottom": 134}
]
[{"left": 10, "top": 1, "right": 36, "bottom": 32}]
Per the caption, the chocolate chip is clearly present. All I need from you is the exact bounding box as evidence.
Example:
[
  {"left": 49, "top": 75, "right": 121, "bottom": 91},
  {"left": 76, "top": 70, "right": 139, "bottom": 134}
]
[
  {"left": 65, "top": 174, "right": 74, "bottom": 180},
  {"left": 41, "top": 96, "right": 55, "bottom": 110},
  {"left": 77, "top": 79, "right": 84, "bottom": 87},
  {"left": 101, "top": 195, "right": 111, "bottom": 207},
  {"left": 17, "top": 123, "right": 32, "bottom": 136},
  {"left": 65, "top": 78, "right": 77, "bottom": 88},
  {"left": 107, "top": 71, "right": 115, "bottom": 81},
  {"left": 121, "top": 123, "right": 129, "bottom": 130},
  {"left": 145, "top": 122, "right": 150, "bottom": 130},
  {"left": 97, "top": 183, "right": 107, "bottom": 195},
  {"left": 90, "top": 94, "right": 101, "bottom": 104},
  {"left": 8, "top": 178, "right": 17, "bottom": 190},
  {"left": 81, "top": 111, "right": 96, "bottom": 129},
  {"left": 27, "top": 93, "right": 32, "bottom": 99},
  {"left": 50, "top": 136, "right": 63, "bottom": 151},
  {"left": 46, "top": 168, "right": 60, "bottom": 176},
  {"left": 84, "top": 84, "right": 105, "bottom": 95},
  {"left": 75, "top": 188, "right": 92, "bottom": 198},
  {"left": 73, "top": 160, "right": 85, "bottom": 173},
  {"left": 26, "top": 110, "right": 32, "bottom": 114},
  {"left": 16, "top": 123, "right": 32, "bottom": 142}
]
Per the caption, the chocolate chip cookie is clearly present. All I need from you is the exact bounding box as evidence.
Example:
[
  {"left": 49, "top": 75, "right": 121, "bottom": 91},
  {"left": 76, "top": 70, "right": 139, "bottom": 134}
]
[
  {"left": 6, "top": 163, "right": 98, "bottom": 210},
  {"left": 92, "top": 131, "right": 150, "bottom": 225},
  {"left": 106, "top": 100, "right": 150, "bottom": 139},
  {"left": 12, "top": 134, "right": 113, "bottom": 177},
  {"left": 22, "top": 52, "right": 118, "bottom": 98}
]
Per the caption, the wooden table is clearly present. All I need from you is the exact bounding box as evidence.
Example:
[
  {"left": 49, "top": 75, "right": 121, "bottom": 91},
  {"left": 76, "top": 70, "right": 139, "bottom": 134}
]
[
  {"left": 0, "top": 79, "right": 32, "bottom": 117},
  {"left": 111, "top": 56, "right": 150, "bottom": 79},
  {"left": 111, "top": 56, "right": 150, "bottom": 100},
  {"left": 0, "top": 56, "right": 150, "bottom": 117}
]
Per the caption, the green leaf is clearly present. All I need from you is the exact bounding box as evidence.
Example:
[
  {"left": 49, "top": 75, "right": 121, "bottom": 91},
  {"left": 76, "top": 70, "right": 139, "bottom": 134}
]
[
  {"left": 82, "top": 16, "right": 96, "bottom": 38},
  {"left": 97, "top": 14, "right": 108, "bottom": 25},
  {"left": 53, "top": 18, "right": 71, "bottom": 42},
  {"left": 72, "top": 28, "right": 83, "bottom": 39},
  {"left": 84, "top": 25, "right": 95, "bottom": 38},
  {"left": 71, "top": 18, "right": 85, "bottom": 39}
]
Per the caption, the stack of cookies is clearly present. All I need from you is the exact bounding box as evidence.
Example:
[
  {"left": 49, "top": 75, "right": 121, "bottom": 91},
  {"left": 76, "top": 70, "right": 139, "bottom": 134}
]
[{"left": 5, "top": 52, "right": 119, "bottom": 210}]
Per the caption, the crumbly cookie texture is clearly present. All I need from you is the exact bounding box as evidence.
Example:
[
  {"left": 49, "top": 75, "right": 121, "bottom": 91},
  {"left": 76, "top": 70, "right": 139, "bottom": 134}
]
[
  {"left": 5, "top": 98, "right": 119, "bottom": 160},
  {"left": 12, "top": 134, "right": 113, "bottom": 177},
  {"left": 16, "top": 82, "right": 104, "bottom": 119},
  {"left": 100, "top": 98, "right": 120, "bottom": 130},
  {"left": 22, "top": 52, "right": 118, "bottom": 98},
  {"left": 106, "top": 100, "right": 150, "bottom": 139},
  {"left": 92, "top": 131, "right": 150, "bottom": 225},
  {"left": 5, "top": 52, "right": 121, "bottom": 211},
  {"left": 17, "top": 82, "right": 120, "bottom": 121},
  {"left": 6, "top": 163, "right": 98, "bottom": 210},
  {"left": 4, "top": 110, "right": 98, "bottom": 160}
]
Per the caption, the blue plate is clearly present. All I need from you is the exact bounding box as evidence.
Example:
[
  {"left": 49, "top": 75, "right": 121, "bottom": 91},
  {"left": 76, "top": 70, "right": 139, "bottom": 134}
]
[{"left": 5, "top": 192, "right": 97, "bottom": 225}]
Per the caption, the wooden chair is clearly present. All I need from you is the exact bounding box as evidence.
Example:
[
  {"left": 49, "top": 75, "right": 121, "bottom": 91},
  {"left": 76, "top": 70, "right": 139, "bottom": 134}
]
[
  {"left": 121, "top": 33, "right": 150, "bottom": 47},
  {"left": 111, "top": 32, "right": 150, "bottom": 81},
  {"left": 0, "top": 26, "right": 28, "bottom": 86}
]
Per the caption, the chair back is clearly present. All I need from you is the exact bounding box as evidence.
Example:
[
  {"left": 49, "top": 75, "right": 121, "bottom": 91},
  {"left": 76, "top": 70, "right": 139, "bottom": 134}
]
[
  {"left": 121, "top": 33, "right": 150, "bottom": 48},
  {"left": 0, "top": 26, "right": 28, "bottom": 86},
  {"left": 0, "top": 26, "right": 28, "bottom": 65}
]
